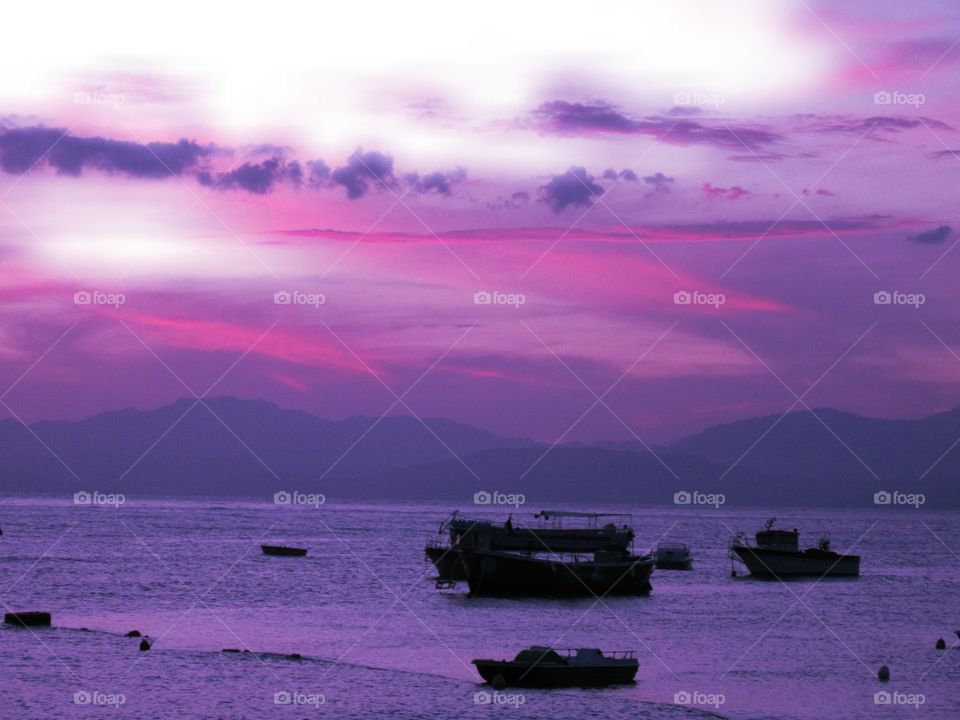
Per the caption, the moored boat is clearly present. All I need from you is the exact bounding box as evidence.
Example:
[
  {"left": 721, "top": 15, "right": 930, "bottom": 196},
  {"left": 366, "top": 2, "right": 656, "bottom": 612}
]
[
  {"left": 731, "top": 518, "right": 859, "bottom": 578},
  {"left": 473, "top": 646, "right": 638, "bottom": 687},
  {"left": 261, "top": 544, "right": 308, "bottom": 557},
  {"left": 459, "top": 547, "right": 654, "bottom": 596},
  {"left": 654, "top": 542, "right": 692, "bottom": 570}
]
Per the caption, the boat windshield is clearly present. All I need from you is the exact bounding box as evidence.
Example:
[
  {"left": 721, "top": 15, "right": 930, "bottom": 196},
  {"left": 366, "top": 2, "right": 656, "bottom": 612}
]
[{"left": 514, "top": 647, "right": 563, "bottom": 663}]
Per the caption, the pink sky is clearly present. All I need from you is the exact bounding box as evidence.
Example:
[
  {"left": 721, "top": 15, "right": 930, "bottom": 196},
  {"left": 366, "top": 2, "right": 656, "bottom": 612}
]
[{"left": 1, "top": 0, "right": 960, "bottom": 442}]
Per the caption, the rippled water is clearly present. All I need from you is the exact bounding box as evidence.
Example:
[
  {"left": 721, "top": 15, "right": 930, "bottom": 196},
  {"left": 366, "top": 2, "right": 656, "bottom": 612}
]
[{"left": 0, "top": 498, "right": 957, "bottom": 719}]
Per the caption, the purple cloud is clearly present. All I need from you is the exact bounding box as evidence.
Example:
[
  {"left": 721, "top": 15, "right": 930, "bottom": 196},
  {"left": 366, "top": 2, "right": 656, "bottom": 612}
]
[
  {"left": 198, "top": 157, "right": 302, "bottom": 194},
  {"left": 907, "top": 225, "right": 952, "bottom": 244},
  {"left": 531, "top": 101, "right": 781, "bottom": 150},
  {"left": 331, "top": 149, "right": 396, "bottom": 199},
  {"left": 0, "top": 126, "right": 213, "bottom": 178},
  {"left": 540, "top": 166, "right": 604, "bottom": 213},
  {"left": 644, "top": 171, "right": 674, "bottom": 193}
]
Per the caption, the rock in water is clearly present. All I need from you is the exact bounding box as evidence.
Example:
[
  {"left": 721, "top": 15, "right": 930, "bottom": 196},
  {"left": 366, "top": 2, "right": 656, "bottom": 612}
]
[
  {"left": 4, "top": 612, "right": 51, "bottom": 627},
  {"left": 125, "top": 630, "right": 142, "bottom": 637}
]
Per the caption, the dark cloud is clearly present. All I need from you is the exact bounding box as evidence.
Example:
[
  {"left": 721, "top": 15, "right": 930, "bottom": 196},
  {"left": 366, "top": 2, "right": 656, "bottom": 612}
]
[
  {"left": 330, "top": 149, "right": 396, "bottom": 199},
  {"left": 531, "top": 101, "right": 781, "bottom": 150},
  {"left": 0, "top": 126, "right": 213, "bottom": 177},
  {"left": 540, "top": 166, "right": 604, "bottom": 213},
  {"left": 643, "top": 172, "right": 674, "bottom": 193},
  {"left": 907, "top": 225, "right": 952, "bottom": 244},
  {"left": 601, "top": 168, "right": 639, "bottom": 182},
  {"left": 306, "top": 159, "right": 331, "bottom": 187},
  {"left": 407, "top": 167, "right": 467, "bottom": 195},
  {"left": 702, "top": 182, "right": 749, "bottom": 200},
  {"left": 198, "top": 157, "right": 302, "bottom": 194},
  {"left": 926, "top": 149, "right": 960, "bottom": 160},
  {"left": 807, "top": 115, "right": 954, "bottom": 136}
]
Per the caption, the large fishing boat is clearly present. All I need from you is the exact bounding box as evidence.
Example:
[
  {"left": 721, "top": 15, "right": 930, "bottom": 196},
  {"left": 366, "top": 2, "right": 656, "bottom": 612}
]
[
  {"left": 458, "top": 546, "right": 654, "bottom": 596},
  {"left": 425, "top": 510, "right": 635, "bottom": 584},
  {"left": 730, "top": 518, "right": 860, "bottom": 578},
  {"left": 473, "top": 646, "right": 638, "bottom": 687}
]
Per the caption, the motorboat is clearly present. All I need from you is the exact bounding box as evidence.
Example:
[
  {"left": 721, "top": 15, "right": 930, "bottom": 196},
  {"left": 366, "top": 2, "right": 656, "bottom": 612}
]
[
  {"left": 654, "top": 542, "right": 692, "bottom": 570},
  {"left": 473, "top": 646, "right": 638, "bottom": 687},
  {"left": 261, "top": 544, "right": 308, "bottom": 557},
  {"left": 730, "top": 518, "right": 859, "bottom": 578},
  {"left": 459, "top": 547, "right": 654, "bottom": 597}
]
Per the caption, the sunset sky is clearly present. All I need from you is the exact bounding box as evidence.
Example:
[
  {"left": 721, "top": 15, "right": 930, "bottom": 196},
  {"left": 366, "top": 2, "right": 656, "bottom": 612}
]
[{"left": 2, "top": 0, "right": 959, "bottom": 442}]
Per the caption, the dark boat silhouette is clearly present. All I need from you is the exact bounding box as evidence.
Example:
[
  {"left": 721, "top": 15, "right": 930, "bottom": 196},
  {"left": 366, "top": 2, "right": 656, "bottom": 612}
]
[
  {"left": 261, "top": 544, "right": 308, "bottom": 557},
  {"left": 730, "top": 518, "right": 859, "bottom": 578},
  {"left": 426, "top": 510, "right": 635, "bottom": 584},
  {"left": 654, "top": 542, "right": 693, "bottom": 570},
  {"left": 473, "top": 646, "right": 638, "bottom": 687},
  {"left": 459, "top": 547, "right": 654, "bottom": 596}
]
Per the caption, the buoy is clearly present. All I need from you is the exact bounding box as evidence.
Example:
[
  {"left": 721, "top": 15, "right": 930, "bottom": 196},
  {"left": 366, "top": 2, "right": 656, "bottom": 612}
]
[
  {"left": 936, "top": 638, "right": 946, "bottom": 650},
  {"left": 877, "top": 665, "right": 890, "bottom": 681},
  {"left": 731, "top": 569, "right": 737, "bottom": 577},
  {"left": 492, "top": 674, "right": 507, "bottom": 690},
  {"left": 288, "top": 653, "right": 302, "bottom": 660},
  {"left": 4, "top": 611, "right": 51, "bottom": 627},
  {"left": 139, "top": 639, "right": 151, "bottom": 652},
  {"left": 125, "top": 630, "right": 141, "bottom": 637}
]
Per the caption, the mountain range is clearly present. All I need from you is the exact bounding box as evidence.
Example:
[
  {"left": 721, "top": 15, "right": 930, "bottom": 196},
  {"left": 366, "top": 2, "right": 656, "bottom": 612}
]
[{"left": 0, "top": 397, "right": 956, "bottom": 507}]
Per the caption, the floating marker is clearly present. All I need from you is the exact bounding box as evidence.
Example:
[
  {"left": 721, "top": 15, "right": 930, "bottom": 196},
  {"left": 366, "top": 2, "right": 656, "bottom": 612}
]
[
  {"left": 877, "top": 665, "right": 890, "bottom": 681},
  {"left": 936, "top": 638, "right": 946, "bottom": 650},
  {"left": 139, "top": 639, "right": 151, "bottom": 652}
]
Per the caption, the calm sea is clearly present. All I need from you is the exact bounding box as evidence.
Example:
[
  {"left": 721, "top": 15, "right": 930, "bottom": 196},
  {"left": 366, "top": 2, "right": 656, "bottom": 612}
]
[{"left": 0, "top": 498, "right": 957, "bottom": 719}]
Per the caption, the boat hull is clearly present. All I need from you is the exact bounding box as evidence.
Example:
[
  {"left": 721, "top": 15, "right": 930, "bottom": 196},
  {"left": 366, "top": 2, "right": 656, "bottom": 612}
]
[
  {"left": 261, "top": 545, "right": 307, "bottom": 557},
  {"left": 733, "top": 546, "right": 859, "bottom": 577},
  {"left": 655, "top": 558, "right": 692, "bottom": 571},
  {"left": 425, "top": 545, "right": 467, "bottom": 581},
  {"left": 460, "top": 549, "right": 653, "bottom": 597},
  {"left": 473, "top": 660, "right": 637, "bottom": 687}
]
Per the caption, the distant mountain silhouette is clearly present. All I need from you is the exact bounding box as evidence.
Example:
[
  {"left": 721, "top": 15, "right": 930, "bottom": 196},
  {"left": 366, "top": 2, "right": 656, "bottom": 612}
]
[{"left": 0, "top": 398, "right": 957, "bottom": 507}]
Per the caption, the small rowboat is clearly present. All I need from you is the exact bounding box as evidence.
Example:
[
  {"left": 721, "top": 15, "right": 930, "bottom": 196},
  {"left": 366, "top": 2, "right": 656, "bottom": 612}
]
[{"left": 261, "top": 544, "right": 307, "bottom": 557}]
